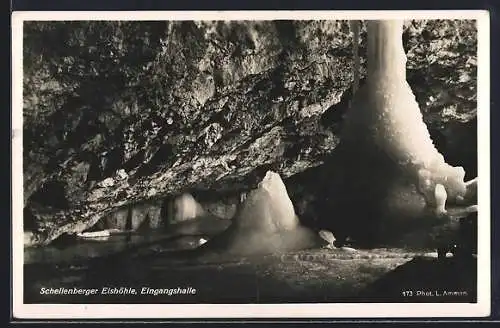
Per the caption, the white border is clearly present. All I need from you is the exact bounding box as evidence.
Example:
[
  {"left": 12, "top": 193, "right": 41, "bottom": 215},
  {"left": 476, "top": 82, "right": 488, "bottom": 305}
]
[{"left": 11, "top": 10, "right": 491, "bottom": 319}]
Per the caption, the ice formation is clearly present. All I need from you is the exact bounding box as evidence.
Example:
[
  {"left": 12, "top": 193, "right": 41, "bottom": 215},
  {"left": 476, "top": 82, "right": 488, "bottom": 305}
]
[
  {"left": 234, "top": 171, "right": 299, "bottom": 232},
  {"left": 463, "top": 177, "right": 478, "bottom": 204},
  {"left": 201, "top": 171, "right": 321, "bottom": 255},
  {"left": 434, "top": 184, "right": 447, "bottom": 215},
  {"left": 319, "top": 229, "right": 336, "bottom": 245},
  {"left": 171, "top": 193, "right": 205, "bottom": 222},
  {"left": 346, "top": 20, "right": 472, "bottom": 210}
]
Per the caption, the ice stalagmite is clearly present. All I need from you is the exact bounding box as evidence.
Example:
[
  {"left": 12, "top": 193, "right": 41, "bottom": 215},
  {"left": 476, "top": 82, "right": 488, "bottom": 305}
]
[
  {"left": 326, "top": 20, "right": 477, "bottom": 246},
  {"left": 200, "top": 171, "right": 322, "bottom": 255},
  {"left": 171, "top": 193, "right": 205, "bottom": 223}
]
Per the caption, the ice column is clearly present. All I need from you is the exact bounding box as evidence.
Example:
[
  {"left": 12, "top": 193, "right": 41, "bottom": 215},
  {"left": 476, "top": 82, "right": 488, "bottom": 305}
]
[{"left": 356, "top": 20, "right": 469, "bottom": 208}]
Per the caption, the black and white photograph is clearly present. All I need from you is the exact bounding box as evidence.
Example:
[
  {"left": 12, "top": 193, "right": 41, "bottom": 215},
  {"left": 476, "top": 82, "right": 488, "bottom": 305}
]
[{"left": 12, "top": 10, "right": 490, "bottom": 319}]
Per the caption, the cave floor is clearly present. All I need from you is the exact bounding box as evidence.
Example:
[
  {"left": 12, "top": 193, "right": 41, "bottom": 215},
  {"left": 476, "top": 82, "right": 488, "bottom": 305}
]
[{"left": 24, "top": 239, "right": 477, "bottom": 304}]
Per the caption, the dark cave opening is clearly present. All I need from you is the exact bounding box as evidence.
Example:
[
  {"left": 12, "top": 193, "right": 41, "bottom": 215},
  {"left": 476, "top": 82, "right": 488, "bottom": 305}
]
[
  {"left": 29, "top": 180, "right": 70, "bottom": 210},
  {"left": 23, "top": 207, "right": 38, "bottom": 231}
]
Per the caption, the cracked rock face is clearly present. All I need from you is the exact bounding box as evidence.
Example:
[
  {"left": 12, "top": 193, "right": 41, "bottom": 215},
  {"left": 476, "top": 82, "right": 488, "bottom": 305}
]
[{"left": 22, "top": 20, "right": 477, "bottom": 246}]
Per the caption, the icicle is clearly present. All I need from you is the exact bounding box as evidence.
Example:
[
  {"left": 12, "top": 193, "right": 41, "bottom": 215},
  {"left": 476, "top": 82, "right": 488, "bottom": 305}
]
[{"left": 349, "top": 20, "right": 361, "bottom": 96}]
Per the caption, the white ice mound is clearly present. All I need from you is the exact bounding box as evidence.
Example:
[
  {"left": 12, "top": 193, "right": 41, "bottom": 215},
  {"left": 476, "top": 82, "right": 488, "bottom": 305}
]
[
  {"left": 202, "top": 171, "right": 320, "bottom": 255},
  {"left": 172, "top": 193, "right": 205, "bottom": 223},
  {"left": 235, "top": 171, "right": 299, "bottom": 232}
]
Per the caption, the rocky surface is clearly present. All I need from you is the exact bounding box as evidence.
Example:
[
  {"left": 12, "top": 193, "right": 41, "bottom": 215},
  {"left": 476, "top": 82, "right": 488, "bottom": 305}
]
[
  {"left": 24, "top": 246, "right": 476, "bottom": 303},
  {"left": 22, "top": 20, "right": 477, "bottom": 246}
]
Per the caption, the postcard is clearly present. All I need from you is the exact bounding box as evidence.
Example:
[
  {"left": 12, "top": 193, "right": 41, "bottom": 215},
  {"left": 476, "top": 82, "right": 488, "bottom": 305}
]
[{"left": 11, "top": 10, "right": 490, "bottom": 319}]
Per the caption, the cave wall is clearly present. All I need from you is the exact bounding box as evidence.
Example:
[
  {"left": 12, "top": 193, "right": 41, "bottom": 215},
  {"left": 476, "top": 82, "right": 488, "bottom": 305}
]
[{"left": 22, "top": 19, "right": 477, "bottom": 245}]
